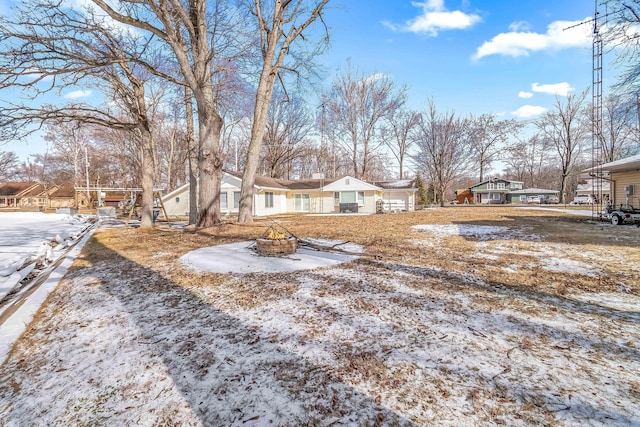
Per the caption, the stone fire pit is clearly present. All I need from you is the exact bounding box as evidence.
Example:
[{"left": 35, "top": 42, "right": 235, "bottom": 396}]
[
  {"left": 255, "top": 237, "right": 298, "bottom": 256},
  {"left": 255, "top": 224, "right": 297, "bottom": 256}
]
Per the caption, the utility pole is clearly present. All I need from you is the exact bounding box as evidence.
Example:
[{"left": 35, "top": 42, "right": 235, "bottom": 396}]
[
  {"left": 565, "top": 1, "right": 606, "bottom": 219},
  {"left": 592, "top": 0, "right": 605, "bottom": 219}
]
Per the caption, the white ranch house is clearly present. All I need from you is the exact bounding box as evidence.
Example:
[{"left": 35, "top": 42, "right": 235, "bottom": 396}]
[{"left": 161, "top": 172, "right": 416, "bottom": 218}]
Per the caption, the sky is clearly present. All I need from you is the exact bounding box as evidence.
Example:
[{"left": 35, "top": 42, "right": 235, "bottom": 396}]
[
  {"left": 0, "top": 0, "right": 607, "bottom": 162},
  {"left": 319, "top": 0, "right": 598, "bottom": 114}
]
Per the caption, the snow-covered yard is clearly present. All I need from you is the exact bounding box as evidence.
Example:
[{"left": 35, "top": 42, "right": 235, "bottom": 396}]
[
  {"left": 0, "top": 212, "right": 93, "bottom": 300},
  {"left": 0, "top": 207, "right": 639, "bottom": 426}
]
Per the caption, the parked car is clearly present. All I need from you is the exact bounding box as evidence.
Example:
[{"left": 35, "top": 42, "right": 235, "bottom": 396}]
[
  {"left": 541, "top": 195, "right": 559, "bottom": 204},
  {"left": 526, "top": 196, "right": 541, "bottom": 204},
  {"left": 570, "top": 194, "right": 594, "bottom": 205}
]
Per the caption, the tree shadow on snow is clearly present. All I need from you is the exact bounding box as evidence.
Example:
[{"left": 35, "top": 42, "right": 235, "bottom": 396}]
[
  {"left": 353, "top": 259, "right": 639, "bottom": 424},
  {"left": 87, "top": 242, "right": 415, "bottom": 427}
]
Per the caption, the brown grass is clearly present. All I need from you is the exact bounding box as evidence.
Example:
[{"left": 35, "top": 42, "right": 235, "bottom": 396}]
[
  {"left": 82, "top": 207, "right": 640, "bottom": 300},
  {"left": 7, "top": 205, "right": 639, "bottom": 425}
]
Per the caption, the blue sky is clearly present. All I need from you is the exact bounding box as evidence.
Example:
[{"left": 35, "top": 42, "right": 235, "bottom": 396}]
[
  {"left": 1, "top": 0, "right": 607, "bottom": 161},
  {"left": 320, "top": 0, "right": 598, "bottom": 116}
]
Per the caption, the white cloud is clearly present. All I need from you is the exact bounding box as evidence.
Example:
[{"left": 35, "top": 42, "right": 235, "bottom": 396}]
[
  {"left": 473, "top": 18, "right": 591, "bottom": 60},
  {"left": 532, "top": 82, "right": 574, "bottom": 96},
  {"left": 512, "top": 105, "right": 547, "bottom": 118},
  {"left": 518, "top": 91, "right": 533, "bottom": 98},
  {"left": 386, "top": 0, "right": 482, "bottom": 36},
  {"left": 64, "top": 90, "right": 93, "bottom": 99},
  {"left": 509, "top": 21, "right": 531, "bottom": 32},
  {"left": 364, "top": 73, "right": 387, "bottom": 84}
]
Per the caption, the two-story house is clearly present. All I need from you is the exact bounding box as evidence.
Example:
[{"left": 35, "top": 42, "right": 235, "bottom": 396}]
[{"left": 470, "top": 179, "right": 523, "bottom": 204}]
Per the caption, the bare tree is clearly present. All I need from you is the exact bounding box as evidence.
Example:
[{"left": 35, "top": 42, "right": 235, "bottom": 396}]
[
  {"left": 238, "top": 0, "right": 330, "bottom": 223},
  {"left": 384, "top": 108, "right": 420, "bottom": 179},
  {"left": 0, "top": 0, "right": 167, "bottom": 227},
  {"left": 261, "top": 94, "right": 315, "bottom": 179},
  {"left": 598, "top": 94, "right": 640, "bottom": 162},
  {"left": 467, "top": 114, "right": 520, "bottom": 182},
  {"left": 536, "top": 92, "right": 589, "bottom": 203},
  {"left": 413, "top": 100, "right": 471, "bottom": 207},
  {"left": 503, "top": 133, "right": 554, "bottom": 188},
  {"left": 91, "top": 0, "right": 249, "bottom": 227},
  {"left": 0, "top": 151, "right": 19, "bottom": 181},
  {"left": 324, "top": 64, "right": 407, "bottom": 180},
  {"left": 601, "top": 1, "right": 640, "bottom": 97}
]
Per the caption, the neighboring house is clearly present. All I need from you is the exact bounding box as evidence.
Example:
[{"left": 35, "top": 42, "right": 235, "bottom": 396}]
[
  {"left": 470, "top": 179, "right": 561, "bottom": 204},
  {"left": 161, "top": 172, "right": 417, "bottom": 218},
  {"left": 22, "top": 184, "right": 60, "bottom": 209},
  {"left": 0, "top": 182, "right": 40, "bottom": 208},
  {"left": 470, "top": 179, "right": 524, "bottom": 204},
  {"left": 0, "top": 182, "right": 59, "bottom": 210},
  {"left": 49, "top": 183, "right": 87, "bottom": 209},
  {"left": 1, "top": 181, "right": 93, "bottom": 210},
  {"left": 596, "top": 154, "right": 640, "bottom": 209}
]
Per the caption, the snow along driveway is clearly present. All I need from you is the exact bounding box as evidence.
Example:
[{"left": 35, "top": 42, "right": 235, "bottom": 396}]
[{"left": 0, "top": 212, "right": 93, "bottom": 300}]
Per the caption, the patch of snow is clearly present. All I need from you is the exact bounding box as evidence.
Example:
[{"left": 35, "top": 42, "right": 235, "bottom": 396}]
[
  {"left": 539, "top": 257, "right": 599, "bottom": 277},
  {"left": 412, "top": 224, "right": 509, "bottom": 237},
  {"left": 412, "top": 224, "right": 540, "bottom": 241},
  {"left": 180, "top": 240, "right": 360, "bottom": 274},
  {"left": 571, "top": 292, "right": 640, "bottom": 313},
  {"left": 300, "top": 238, "right": 365, "bottom": 254},
  {"left": 0, "top": 226, "right": 96, "bottom": 364}
]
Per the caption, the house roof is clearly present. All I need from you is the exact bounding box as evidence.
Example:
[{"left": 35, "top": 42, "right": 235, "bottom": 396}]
[
  {"left": 225, "top": 170, "right": 290, "bottom": 190},
  {"left": 22, "top": 183, "right": 57, "bottom": 198},
  {"left": 372, "top": 179, "right": 416, "bottom": 190},
  {"left": 576, "top": 180, "right": 610, "bottom": 192},
  {"left": 470, "top": 178, "right": 523, "bottom": 189},
  {"left": 509, "top": 188, "right": 559, "bottom": 195},
  {"left": 597, "top": 154, "right": 640, "bottom": 173},
  {"left": 0, "top": 181, "right": 39, "bottom": 197},
  {"left": 50, "top": 183, "right": 77, "bottom": 198},
  {"left": 281, "top": 178, "right": 338, "bottom": 190},
  {"left": 322, "top": 176, "right": 381, "bottom": 192}
]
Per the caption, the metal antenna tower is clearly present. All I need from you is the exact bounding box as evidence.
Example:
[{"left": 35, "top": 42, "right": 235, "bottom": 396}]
[{"left": 591, "top": 0, "right": 605, "bottom": 220}]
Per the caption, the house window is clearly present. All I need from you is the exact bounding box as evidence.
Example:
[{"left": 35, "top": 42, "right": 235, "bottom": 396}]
[
  {"left": 497, "top": 183, "right": 505, "bottom": 190},
  {"left": 233, "top": 191, "right": 241, "bottom": 209},
  {"left": 341, "top": 191, "right": 356, "bottom": 204},
  {"left": 487, "top": 183, "right": 495, "bottom": 190},
  {"left": 265, "top": 191, "right": 274, "bottom": 208},
  {"left": 334, "top": 192, "right": 340, "bottom": 206},
  {"left": 221, "top": 193, "right": 228, "bottom": 210},
  {"left": 338, "top": 191, "right": 366, "bottom": 206},
  {"left": 492, "top": 193, "right": 501, "bottom": 200},
  {"left": 294, "top": 193, "right": 310, "bottom": 211}
]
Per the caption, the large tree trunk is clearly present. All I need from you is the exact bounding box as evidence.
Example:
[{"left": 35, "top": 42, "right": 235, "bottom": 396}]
[
  {"left": 140, "top": 128, "right": 155, "bottom": 228},
  {"left": 196, "top": 95, "right": 224, "bottom": 228},
  {"left": 185, "top": 87, "right": 198, "bottom": 226},
  {"left": 238, "top": 69, "right": 277, "bottom": 223}
]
